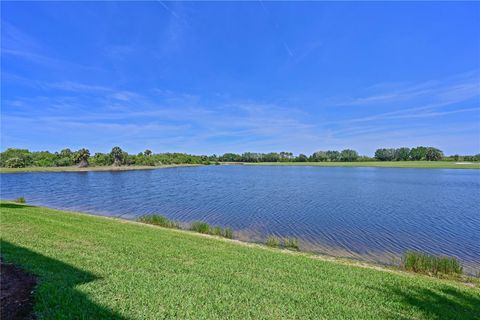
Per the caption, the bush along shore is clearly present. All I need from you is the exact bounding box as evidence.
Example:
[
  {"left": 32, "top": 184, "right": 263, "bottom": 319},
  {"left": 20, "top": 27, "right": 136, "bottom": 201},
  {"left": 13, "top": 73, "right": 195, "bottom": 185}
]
[
  {"left": 137, "top": 214, "right": 234, "bottom": 239},
  {"left": 1, "top": 202, "right": 479, "bottom": 319},
  {"left": 402, "top": 251, "right": 463, "bottom": 276}
]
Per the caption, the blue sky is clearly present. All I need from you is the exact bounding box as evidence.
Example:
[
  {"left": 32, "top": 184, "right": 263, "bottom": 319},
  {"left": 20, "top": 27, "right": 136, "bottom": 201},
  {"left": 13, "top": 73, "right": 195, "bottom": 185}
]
[{"left": 1, "top": 1, "right": 479, "bottom": 155}]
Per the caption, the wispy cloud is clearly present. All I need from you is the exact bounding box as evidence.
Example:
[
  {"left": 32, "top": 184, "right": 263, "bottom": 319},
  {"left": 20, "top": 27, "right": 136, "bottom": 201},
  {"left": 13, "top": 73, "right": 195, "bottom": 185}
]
[
  {"left": 2, "top": 70, "right": 479, "bottom": 154},
  {"left": 259, "top": 0, "right": 294, "bottom": 58},
  {"left": 1, "top": 79, "right": 318, "bottom": 153},
  {"left": 47, "top": 81, "right": 112, "bottom": 93},
  {"left": 321, "top": 71, "right": 480, "bottom": 127},
  {"left": 329, "top": 71, "right": 479, "bottom": 107},
  {"left": 1, "top": 20, "right": 101, "bottom": 72},
  {"left": 157, "top": 1, "right": 180, "bottom": 19}
]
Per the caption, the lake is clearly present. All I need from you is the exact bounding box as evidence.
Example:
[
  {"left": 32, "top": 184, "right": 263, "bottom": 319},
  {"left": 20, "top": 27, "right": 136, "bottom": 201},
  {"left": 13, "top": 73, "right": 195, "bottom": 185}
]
[{"left": 2, "top": 165, "right": 479, "bottom": 273}]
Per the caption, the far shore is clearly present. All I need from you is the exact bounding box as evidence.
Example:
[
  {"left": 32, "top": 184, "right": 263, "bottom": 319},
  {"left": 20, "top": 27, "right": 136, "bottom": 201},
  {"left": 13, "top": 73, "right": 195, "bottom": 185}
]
[
  {"left": 244, "top": 161, "right": 480, "bottom": 169},
  {"left": 2, "top": 161, "right": 480, "bottom": 173},
  {"left": 0, "top": 164, "right": 201, "bottom": 174}
]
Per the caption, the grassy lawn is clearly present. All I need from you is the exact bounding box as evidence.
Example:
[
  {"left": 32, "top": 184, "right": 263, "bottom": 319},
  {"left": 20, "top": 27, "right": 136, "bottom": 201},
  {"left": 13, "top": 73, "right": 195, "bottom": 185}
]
[
  {"left": 1, "top": 202, "right": 479, "bottom": 319},
  {"left": 0, "top": 164, "right": 200, "bottom": 174},
  {"left": 245, "top": 161, "right": 480, "bottom": 169}
]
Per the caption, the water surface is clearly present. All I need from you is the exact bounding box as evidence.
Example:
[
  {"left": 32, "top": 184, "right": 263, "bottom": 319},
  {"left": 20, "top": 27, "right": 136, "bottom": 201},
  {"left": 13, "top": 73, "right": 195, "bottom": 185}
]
[{"left": 2, "top": 166, "right": 479, "bottom": 273}]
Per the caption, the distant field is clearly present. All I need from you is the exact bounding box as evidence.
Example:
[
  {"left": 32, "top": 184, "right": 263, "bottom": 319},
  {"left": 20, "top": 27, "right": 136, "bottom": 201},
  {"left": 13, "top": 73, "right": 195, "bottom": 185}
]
[
  {"left": 1, "top": 202, "right": 479, "bottom": 319},
  {"left": 245, "top": 161, "right": 480, "bottom": 169},
  {"left": 0, "top": 164, "right": 200, "bottom": 173}
]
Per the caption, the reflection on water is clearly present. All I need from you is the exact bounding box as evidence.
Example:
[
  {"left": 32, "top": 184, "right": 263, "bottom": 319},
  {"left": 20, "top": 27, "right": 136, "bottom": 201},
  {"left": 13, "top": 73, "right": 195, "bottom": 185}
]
[{"left": 1, "top": 166, "right": 479, "bottom": 273}]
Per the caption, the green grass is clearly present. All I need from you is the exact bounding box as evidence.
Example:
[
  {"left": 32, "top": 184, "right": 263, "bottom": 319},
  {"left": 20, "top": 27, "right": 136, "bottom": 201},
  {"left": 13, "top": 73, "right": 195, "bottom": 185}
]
[
  {"left": 1, "top": 202, "right": 479, "bottom": 319},
  {"left": 246, "top": 161, "right": 480, "bottom": 169},
  {"left": 403, "top": 251, "right": 463, "bottom": 276}
]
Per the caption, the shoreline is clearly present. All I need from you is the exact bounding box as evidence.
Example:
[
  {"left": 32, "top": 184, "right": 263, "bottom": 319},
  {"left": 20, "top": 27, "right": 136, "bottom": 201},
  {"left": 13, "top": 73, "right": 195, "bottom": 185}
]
[
  {"left": 1, "top": 201, "right": 478, "bottom": 282},
  {"left": 0, "top": 164, "right": 201, "bottom": 174},
  {"left": 2, "top": 161, "right": 479, "bottom": 173},
  {"left": 244, "top": 161, "right": 480, "bottom": 169}
]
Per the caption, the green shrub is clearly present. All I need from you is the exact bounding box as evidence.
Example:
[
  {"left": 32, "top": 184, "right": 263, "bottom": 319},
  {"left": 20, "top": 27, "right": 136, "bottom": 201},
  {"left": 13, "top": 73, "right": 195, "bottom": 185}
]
[
  {"left": 402, "top": 251, "right": 463, "bottom": 276},
  {"left": 4, "top": 157, "right": 26, "bottom": 168},
  {"left": 14, "top": 197, "right": 26, "bottom": 204},
  {"left": 283, "top": 238, "right": 300, "bottom": 250},
  {"left": 223, "top": 228, "right": 233, "bottom": 239},
  {"left": 266, "top": 235, "right": 280, "bottom": 248},
  {"left": 266, "top": 236, "right": 300, "bottom": 250},
  {"left": 190, "top": 221, "right": 210, "bottom": 234},
  {"left": 211, "top": 226, "right": 223, "bottom": 236},
  {"left": 137, "top": 215, "right": 178, "bottom": 229},
  {"left": 207, "top": 226, "right": 234, "bottom": 239}
]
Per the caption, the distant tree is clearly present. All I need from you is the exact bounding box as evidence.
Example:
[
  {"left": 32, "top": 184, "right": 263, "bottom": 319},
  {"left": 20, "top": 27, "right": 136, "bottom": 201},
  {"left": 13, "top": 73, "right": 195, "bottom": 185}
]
[
  {"left": 326, "top": 150, "right": 341, "bottom": 162},
  {"left": 90, "top": 153, "right": 112, "bottom": 166},
  {"left": 0, "top": 148, "right": 32, "bottom": 167},
  {"left": 340, "top": 149, "right": 359, "bottom": 162},
  {"left": 56, "top": 148, "right": 74, "bottom": 166},
  {"left": 60, "top": 148, "right": 73, "bottom": 159},
  {"left": 409, "top": 147, "right": 428, "bottom": 161},
  {"left": 297, "top": 154, "right": 308, "bottom": 162},
  {"left": 110, "top": 146, "right": 124, "bottom": 166},
  {"left": 425, "top": 147, "right": 443, "bottom": 161},
  {"left": 4, "top": 157, "right": 25, "bottom": 168},
  {"left": 74, "top": 148, "right": 90, "bottom": 167},
  {"left": 220, "top": 153, "right": 242, "bottom": 162},
  {"left": 395, "top": 147, "right": 411, "bottom": 161},
  {"left": 144, "top": 149, "right": 152, "bottom": 157},
  {"left": 279, "top": 152, "right": 294, "bottom": 162},
  {"left": 122, "top": 151, "right": 131, "bottom": 165},
  {"left": 242, "top": 152, "right": 260, "bottom": 162},
  {"left": 263, "top": 152, "right": 280, "bottom": 162},
  {"left": 375, "top": 149, "right": 386, "bottom": 161},
  {"left": 375, "top": 148, "right": 396, "bottom": 161},
  {"left": 311, "top": 151, "right": 328, "bottom": 162}
]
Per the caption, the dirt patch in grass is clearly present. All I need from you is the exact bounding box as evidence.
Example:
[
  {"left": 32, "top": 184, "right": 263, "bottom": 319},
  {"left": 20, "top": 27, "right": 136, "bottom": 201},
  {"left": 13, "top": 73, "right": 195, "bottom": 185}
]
[{"left": 1, "top": 260, "right": 37, "bottom": 319}]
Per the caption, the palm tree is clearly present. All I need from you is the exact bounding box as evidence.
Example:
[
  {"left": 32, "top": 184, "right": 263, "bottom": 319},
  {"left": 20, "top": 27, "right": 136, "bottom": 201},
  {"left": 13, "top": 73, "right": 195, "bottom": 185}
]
[
  {"left": 75, "top": 148, "right": 90, "bottom": 167},
  {"left": 110, "top": 146, "right": 124, "bottom": 166}
]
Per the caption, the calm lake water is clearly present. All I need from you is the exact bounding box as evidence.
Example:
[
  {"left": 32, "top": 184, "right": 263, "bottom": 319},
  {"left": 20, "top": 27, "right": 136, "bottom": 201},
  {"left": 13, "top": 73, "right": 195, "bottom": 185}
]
[{"left": 2, "top": 166, "right": 479, "bottom": 273}]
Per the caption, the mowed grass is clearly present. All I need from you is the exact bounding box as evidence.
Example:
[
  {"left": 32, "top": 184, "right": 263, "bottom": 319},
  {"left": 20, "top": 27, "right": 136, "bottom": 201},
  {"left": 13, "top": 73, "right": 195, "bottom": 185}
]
[
  {"left": 1, "top": 202, "right": 479, "bottom": 319},
  {"left": 246, "top": 161, "right": 480, "bottom": 169}
]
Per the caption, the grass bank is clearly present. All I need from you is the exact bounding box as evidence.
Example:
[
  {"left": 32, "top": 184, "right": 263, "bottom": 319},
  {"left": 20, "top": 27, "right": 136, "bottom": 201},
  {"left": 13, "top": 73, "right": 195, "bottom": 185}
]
[
  {"left": 0, "top": 163, "right": 200, "bottom": 174},
  {"left": 1, "top": 202, "right": 479, "bottom": 319},
  {"left": 245, "top": 161, "right": 480, "bottom": 169}
]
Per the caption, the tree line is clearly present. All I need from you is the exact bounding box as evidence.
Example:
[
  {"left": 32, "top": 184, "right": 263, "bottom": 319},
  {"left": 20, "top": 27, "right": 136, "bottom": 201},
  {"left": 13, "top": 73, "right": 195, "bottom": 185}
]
[
  {"left": 219, "top": 149, "right": 363, "bottom": 163},
  {"left": 0, "top": 147, "right": 211, "bottom": 168},
  {"left": 374, "top": 147, "right": 443, "bottom": 161},
  {"left": 0, "top": 146, "right": 479, "bottom": 168}
]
